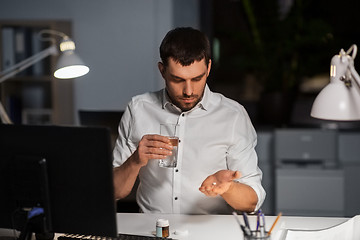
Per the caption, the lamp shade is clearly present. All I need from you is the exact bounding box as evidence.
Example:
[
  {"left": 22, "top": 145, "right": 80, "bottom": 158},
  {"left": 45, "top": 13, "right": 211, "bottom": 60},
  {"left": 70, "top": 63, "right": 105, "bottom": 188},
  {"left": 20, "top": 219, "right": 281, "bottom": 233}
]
[
  {"left": 311, "top": 46, "right": 360, "bottom": 120},
  {"left": 54, "top": 50, "right": 89, "bottom": 79},
  {"left": 310, "top": 80, "right": 360, "bottom": 120}
]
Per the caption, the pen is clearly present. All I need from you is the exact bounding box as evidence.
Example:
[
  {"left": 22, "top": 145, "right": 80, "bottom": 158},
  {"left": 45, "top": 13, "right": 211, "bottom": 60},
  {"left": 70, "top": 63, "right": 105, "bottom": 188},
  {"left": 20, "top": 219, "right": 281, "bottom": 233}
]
[
  {"left": 259, "top": 212, "right": 266, "bottom": 237},
  {"left": 241, "top": 224, "right": 252, "bottom": 236},
  {"left": 232, "top": 212, "right": 242, "bottom": 228},
  {"left": 232, "top": 212, "right": 252, "bottom": 236},
  {"left": 242, "top": 212, "right": 253, "bottom": 236},
  {"left": 256, "top": 209, "right": 261, "bottom": 231},
  {"left": 242, "top": 212, "right": 250, "bottom": 229},
  {"left": 267, "top": 212, "right": 282, "bottom": 236}
]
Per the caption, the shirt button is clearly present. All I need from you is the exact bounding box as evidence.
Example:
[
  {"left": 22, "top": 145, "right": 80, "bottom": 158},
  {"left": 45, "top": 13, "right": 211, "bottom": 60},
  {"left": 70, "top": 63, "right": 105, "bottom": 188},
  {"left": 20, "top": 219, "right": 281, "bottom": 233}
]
[
  {"left": 175, "top": 197, "right": 178, "bottom": 200},
  {"left": 182, "top": 113, "right": 185, "bottom": 117},
  {"left": 175, "top": 169, "right": 179, "bottom": 172},
  {"left": 179, "top": 139, "right": 181, "bottom": 143}
]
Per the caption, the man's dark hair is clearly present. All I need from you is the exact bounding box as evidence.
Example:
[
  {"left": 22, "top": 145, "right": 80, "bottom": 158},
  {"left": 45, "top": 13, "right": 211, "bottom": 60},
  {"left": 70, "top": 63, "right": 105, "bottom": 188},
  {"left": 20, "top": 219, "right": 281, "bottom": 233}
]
[{"left": 159, "top": 27, "right": 211, "bottom": 67}]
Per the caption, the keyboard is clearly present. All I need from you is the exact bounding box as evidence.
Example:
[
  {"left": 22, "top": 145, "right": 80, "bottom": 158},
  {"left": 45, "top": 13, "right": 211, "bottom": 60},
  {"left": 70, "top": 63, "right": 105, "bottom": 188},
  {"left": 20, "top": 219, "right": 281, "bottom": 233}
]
[{"left": 58, "top": 233, "right": 172, "bottom": 240}]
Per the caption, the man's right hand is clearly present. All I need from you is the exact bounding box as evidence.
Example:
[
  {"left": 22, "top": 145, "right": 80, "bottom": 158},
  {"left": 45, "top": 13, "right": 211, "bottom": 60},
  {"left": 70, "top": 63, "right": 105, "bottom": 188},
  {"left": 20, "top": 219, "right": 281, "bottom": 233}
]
[{"left": 131, "top": 134, "right": 173, "bottom": 167}]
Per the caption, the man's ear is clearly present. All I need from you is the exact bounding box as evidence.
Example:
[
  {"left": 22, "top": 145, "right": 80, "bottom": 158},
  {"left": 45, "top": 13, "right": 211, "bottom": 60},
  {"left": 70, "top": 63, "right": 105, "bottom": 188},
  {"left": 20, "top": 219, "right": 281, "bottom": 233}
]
[
  {"left": 158, "top": 62, "right": 166, "bottom": 78},
  {"left": 207, "top": 59, "right": 212, "bottom": 77}
]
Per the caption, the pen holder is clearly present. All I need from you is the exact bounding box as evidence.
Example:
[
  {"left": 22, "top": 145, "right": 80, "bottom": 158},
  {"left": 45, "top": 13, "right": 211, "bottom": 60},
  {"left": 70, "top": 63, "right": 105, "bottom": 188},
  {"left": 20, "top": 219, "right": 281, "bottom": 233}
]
[{"left": 244, "top": 231, "right": 270, "bottom": 240}]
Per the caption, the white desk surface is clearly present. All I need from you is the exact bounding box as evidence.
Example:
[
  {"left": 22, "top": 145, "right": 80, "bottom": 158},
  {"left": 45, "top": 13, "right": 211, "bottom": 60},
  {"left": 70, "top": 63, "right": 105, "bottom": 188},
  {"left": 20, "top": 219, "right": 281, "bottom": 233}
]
[
  {"left": 0, "top": 213, "right": 349, "bottom": 240},
  {"left": 116, "top": 213, "right": 348, "bottom": 240}
]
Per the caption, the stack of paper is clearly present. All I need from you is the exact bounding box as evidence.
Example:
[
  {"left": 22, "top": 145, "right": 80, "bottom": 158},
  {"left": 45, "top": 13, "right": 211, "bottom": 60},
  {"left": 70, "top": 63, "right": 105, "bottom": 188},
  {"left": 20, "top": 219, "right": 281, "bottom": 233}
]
[{"left": 276, "top": 215, "right": 360, "bottom": 240}]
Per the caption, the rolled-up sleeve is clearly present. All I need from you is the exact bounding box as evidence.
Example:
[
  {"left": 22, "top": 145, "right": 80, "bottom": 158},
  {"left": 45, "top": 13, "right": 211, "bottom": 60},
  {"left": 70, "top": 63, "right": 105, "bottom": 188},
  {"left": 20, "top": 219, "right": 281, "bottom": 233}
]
[{"left": 226, "top": 106, "right": 266, "bottom": 212}]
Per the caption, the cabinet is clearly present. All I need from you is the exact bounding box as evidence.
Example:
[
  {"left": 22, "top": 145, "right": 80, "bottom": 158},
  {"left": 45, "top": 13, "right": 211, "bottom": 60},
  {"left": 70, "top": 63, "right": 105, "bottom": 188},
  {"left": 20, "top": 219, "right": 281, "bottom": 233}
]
[
  {"left": 255, "top": 128, "right": 360, "bottom": 217},
  {"left": 255, "top": 130, "right": 274, "bottom": 215},
  {"left": 338, "top": 132, "right": 360, "bottom": 217},
  {"left": 274, "top": 129, "right": 344, "bottom": 217},
  {"left": 0, "top": 20, "right": 73, "bottom": 125}
]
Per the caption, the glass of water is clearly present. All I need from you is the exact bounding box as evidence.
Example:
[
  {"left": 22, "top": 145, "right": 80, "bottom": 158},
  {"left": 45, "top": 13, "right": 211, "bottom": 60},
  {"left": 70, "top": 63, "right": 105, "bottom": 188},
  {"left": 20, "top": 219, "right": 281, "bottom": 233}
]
[{"left": 158, "top": 123, "right": 179, "bottom": 168}]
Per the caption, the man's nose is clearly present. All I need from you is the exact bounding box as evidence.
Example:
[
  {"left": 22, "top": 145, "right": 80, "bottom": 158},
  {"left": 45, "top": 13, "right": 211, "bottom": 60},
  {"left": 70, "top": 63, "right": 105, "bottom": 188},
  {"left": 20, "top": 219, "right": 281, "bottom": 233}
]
[{"left": 183, "top": 81, "right": 193, "bottom": 96}]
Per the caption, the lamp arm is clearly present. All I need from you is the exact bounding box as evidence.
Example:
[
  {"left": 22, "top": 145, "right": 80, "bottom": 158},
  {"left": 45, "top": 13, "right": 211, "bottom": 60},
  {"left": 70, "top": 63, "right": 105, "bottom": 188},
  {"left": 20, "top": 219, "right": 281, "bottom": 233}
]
[
  {"left": 0, "top": 44, "right": 58, "bottom": 83},
  {"left": 0, "top": 101, "right": 12, "bottom": 124}
]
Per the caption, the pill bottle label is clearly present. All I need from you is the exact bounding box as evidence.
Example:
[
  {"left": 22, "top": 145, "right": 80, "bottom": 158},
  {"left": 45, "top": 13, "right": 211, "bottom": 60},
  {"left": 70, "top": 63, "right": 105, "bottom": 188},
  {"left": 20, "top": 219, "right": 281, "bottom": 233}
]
[{"left": 156, "top": 219, "right": 169, "bottom": 237}]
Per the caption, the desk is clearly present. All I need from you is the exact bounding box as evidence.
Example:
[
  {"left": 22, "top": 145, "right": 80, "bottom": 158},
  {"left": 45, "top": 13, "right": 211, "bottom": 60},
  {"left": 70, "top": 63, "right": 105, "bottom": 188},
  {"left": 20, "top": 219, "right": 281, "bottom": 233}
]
[
  {"left": 116, "top": 213, "right": 348, "bottom": 240},
  {"left": 0, "top": 214, "right": 349, "bottom": 240}
]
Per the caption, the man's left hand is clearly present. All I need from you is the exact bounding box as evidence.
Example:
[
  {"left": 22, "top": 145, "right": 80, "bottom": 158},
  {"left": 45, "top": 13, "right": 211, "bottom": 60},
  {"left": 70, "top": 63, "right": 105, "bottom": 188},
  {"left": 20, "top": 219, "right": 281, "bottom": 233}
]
[{"left": 199, "top": 170, "right": 241, "bottom": 197}]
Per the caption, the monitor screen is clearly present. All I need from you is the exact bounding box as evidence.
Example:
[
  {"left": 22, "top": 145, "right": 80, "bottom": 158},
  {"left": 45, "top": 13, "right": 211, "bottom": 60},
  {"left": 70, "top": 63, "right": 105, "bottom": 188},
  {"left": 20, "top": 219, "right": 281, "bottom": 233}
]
[
  {"left": 78, "top": 110, "right": 124, "bottom": 149},
  {"left": 0, "top": 124, "right": 118, "bottom": 238}
]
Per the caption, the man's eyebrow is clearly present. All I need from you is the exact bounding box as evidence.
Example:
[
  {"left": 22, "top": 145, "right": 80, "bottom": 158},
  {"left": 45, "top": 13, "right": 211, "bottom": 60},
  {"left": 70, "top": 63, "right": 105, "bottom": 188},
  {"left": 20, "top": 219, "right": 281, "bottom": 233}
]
[
  {"left": 169, "top": 74, "right": 183, "bottom": 79},
  {"left": 170, "top": 72, "right": 206, "bottom": 80},
  {"left": 192, "top": 73, "right": 206, "bottom": 79}
]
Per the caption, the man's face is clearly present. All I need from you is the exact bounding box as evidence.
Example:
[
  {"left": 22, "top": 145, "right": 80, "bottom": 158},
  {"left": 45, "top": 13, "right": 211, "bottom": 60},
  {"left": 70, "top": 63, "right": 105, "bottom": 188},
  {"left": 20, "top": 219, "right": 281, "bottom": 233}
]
[{"left": 158, "top": 58, "right": 211, "bottom": 112}]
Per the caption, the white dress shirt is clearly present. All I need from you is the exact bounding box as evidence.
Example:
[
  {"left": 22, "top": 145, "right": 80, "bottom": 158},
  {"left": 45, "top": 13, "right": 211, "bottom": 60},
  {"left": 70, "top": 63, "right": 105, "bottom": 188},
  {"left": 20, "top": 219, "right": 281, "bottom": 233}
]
[{"left": 113, "top": 85, "right": 265, "bottom": 214}]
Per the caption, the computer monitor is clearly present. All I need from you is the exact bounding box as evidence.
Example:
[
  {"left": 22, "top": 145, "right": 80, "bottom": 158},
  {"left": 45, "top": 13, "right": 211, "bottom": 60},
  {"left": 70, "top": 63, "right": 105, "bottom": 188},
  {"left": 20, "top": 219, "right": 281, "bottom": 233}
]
[
  {"left": 78, "top": 110, "right": 124, "bottom": 149},
  {"left": 0, "top": 124, "right": 118, "bottom": 238}
]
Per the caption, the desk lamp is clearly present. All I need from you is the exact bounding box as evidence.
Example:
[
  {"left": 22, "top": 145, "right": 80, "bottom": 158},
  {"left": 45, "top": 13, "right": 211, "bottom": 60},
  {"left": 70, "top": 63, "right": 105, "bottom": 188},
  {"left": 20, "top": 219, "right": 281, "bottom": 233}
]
[
  {"left": 311, "top": 44, "right": 360, "bottom": 121},
  {"left": 0, "top": 29, "right": 89, "bottom": 124}
]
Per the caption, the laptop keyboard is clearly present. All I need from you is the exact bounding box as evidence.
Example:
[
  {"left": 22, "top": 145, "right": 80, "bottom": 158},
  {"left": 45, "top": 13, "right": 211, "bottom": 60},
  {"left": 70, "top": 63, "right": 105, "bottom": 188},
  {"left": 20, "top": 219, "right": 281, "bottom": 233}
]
[{"left": 58, "top": 233, "right": 172, "bottom": 240}]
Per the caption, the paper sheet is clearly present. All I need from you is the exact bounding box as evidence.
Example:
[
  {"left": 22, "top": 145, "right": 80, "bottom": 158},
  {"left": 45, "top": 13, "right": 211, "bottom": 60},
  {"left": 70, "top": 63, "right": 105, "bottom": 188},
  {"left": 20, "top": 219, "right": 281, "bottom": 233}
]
[{"left": 277, "top": 215, "right": 360, "bottom": 240}]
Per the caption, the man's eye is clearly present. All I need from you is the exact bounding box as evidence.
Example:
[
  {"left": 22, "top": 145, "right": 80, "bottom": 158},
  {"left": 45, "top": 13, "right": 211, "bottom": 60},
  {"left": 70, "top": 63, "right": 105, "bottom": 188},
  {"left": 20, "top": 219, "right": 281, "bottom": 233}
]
[{"left": 172, "top": 78, "right": 183, "bottom": 82}]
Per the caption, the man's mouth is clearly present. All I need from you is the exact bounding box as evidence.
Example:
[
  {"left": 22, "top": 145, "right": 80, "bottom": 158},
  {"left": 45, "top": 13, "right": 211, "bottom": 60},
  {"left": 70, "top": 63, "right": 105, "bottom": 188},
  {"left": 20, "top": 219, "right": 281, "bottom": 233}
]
[{"left": 181, "top": 98, "right": 195, "bottom": 103}]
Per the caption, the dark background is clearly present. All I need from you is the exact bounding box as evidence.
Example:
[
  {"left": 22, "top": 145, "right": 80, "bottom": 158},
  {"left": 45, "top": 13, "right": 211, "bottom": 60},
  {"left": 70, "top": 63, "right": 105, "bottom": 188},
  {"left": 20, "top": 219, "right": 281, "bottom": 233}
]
[{"left": 200, "top": 0, "right": 360, "bottom": 128}]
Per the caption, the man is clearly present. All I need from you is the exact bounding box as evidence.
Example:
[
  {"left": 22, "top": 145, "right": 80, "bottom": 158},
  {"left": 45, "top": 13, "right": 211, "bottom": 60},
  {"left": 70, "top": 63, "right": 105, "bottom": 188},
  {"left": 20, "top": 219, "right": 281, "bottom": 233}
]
[{"left": 113, "top": 27, "right": 265, "bottom": 214}]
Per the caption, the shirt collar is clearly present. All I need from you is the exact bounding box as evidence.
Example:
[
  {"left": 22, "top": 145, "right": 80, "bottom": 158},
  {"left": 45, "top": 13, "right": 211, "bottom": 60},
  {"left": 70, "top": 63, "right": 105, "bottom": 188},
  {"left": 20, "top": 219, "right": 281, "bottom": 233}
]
[{"left": 162, "top": 84, "right": 210, "bottom": 112}]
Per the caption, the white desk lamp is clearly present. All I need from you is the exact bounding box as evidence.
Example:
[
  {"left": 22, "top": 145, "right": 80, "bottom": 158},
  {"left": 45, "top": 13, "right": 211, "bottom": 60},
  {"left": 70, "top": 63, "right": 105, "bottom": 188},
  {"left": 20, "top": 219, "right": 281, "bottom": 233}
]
[
  {"left": 0, "top": 29, "right": 89, "bottom": 124},
  {"left": 311, "top": 44, "right": 360, "bottom": 121}
]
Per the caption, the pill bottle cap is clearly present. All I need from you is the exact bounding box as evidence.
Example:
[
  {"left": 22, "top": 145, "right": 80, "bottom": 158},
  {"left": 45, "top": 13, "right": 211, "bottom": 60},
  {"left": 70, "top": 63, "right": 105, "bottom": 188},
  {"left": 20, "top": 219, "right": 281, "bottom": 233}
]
[{"left": 156, "top": 218, "right": 169, "bottom": 227}]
